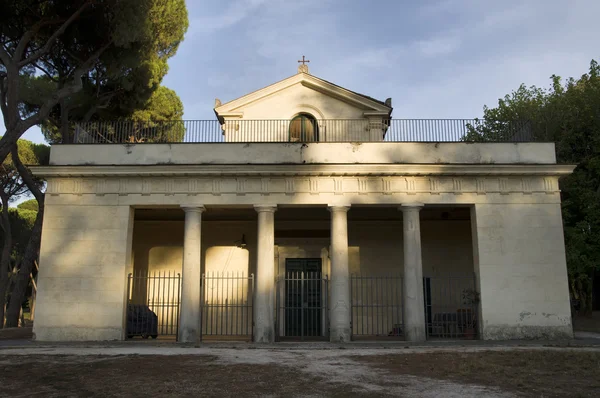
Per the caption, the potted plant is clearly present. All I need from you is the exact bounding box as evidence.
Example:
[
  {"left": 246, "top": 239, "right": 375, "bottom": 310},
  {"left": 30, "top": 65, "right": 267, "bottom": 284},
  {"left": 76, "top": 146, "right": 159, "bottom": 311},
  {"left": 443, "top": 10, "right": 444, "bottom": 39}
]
[{"left": 460, "top": 288, "right": 480, "bottom": 339}]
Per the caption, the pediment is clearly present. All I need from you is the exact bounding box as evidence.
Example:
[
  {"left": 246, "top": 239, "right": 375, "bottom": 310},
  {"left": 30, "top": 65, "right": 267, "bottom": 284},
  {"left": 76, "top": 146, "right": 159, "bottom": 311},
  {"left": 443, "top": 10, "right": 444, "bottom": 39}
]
[{"left": 214, "top": 72, "right": 392, "bottom": 119}]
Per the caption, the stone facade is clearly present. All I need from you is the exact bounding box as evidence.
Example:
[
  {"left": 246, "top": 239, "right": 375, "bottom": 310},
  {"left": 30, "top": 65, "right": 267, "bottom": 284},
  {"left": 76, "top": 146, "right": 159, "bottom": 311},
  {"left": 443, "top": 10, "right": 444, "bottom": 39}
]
[{"left": 30, "top": 68, "right": 574, "bottom": 342}]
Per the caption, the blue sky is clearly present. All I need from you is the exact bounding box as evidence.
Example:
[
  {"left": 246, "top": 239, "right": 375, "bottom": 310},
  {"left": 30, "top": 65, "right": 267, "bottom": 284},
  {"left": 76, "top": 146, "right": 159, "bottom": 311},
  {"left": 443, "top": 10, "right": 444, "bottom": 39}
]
[{"left": 5, "top": 0, "right": 600, "bottom": 144}]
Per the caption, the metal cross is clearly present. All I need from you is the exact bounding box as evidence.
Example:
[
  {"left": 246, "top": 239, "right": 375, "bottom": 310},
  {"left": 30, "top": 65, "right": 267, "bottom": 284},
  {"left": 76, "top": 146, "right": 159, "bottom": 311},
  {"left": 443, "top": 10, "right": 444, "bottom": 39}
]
[{"left": 298, "top": 55, "right": 310, "bottom": 65}]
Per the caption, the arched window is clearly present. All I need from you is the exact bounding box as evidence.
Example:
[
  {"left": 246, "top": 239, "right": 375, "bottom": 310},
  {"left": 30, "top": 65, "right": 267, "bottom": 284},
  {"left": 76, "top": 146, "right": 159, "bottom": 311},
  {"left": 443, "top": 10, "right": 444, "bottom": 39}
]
[{"left": 289, "top": 113, "right": 319, "bottom": 142}]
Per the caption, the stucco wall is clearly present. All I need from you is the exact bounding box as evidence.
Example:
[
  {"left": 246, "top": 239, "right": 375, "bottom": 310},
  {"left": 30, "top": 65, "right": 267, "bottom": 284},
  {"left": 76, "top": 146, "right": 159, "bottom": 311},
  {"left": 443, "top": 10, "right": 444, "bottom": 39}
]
[
  {"left": 33, "top": 204, "right": 133, "bottom": 341},
  {"left": 472, "top": 203, "right": 572, "bottom": 339},
  {"left": 230, "top": 83, "right": 366, "bottom": 120},
  {"left": 47, "top": 142, "right": 558, "bottom": 166}
]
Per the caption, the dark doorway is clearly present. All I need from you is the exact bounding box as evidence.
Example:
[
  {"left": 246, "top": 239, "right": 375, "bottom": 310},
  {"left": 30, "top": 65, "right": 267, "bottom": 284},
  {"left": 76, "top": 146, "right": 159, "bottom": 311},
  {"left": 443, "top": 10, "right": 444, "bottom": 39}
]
[{"left": 282, "top": 258, "right": 325, "bottom": 339}]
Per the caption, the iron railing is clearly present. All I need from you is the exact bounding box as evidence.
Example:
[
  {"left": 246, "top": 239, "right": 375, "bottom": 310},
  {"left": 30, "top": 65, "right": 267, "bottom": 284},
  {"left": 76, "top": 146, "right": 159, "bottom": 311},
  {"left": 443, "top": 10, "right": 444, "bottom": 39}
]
[
  {"left": 200, "top": 272, "right": 254, "bottom": 340},
  {"left": 424, "top": 274, "right": 478, "bottom": 339},
  {"left": 126, "top": 271, "right": 181, "bottom": 339},
  {"left": 275, "top": 272, "right": 329, "bottom": 341},
  {"left": 350, "top": 274, "right": 404, "bottom": 339},
  {"left": 71, "top": 119, "right": 533, "bottom": 144}
]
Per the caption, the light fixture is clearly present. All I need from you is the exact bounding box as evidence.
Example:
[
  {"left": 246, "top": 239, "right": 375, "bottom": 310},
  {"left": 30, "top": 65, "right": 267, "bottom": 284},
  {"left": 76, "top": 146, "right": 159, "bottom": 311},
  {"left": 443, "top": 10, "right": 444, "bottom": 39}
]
[{"left": 235, "top": 234, "right": 247, "bottom": 249}]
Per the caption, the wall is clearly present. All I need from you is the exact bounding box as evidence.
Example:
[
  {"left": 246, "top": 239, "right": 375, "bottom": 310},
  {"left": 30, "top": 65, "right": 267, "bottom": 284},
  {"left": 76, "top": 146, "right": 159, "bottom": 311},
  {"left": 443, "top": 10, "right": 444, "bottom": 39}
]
[
  {"left": 472, "top": 203, "right": 572, "bottom": 339},
  {"left": 232, "top": 83, "right": 366, "bottom": 120},
  {"left": 33, "top": 204, "right": 133, "bottom": 341},
  {"left": 47, "top": 142, "right": 558, "bottom": 166}
]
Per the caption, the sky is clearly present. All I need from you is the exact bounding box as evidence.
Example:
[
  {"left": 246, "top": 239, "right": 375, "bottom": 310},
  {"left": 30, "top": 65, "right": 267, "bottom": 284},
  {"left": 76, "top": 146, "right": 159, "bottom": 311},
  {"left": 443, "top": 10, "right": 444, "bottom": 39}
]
[{"left": 4, "top": 0, "right": 600, "bottom": 144}]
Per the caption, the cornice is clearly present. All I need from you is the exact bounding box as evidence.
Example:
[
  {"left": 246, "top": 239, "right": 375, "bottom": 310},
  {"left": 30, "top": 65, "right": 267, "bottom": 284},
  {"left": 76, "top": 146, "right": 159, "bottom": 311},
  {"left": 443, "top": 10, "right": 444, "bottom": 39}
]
[{"left": 30, "top": 163, "right": 576, "bottom": 178}]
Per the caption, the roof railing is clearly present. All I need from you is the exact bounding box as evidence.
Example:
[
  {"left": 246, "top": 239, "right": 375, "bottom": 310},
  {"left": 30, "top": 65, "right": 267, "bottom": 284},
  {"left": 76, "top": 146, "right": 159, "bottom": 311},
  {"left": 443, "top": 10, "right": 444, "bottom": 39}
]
[{"left": 70, "top": 119, "right": 534, "bottom": 144}]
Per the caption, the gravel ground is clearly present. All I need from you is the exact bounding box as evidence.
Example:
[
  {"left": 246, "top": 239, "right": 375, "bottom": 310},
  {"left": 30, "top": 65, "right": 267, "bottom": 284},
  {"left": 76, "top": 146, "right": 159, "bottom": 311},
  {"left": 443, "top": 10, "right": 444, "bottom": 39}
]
[{"left": 1, "top": 345, "right": 599, "bottom": 397}]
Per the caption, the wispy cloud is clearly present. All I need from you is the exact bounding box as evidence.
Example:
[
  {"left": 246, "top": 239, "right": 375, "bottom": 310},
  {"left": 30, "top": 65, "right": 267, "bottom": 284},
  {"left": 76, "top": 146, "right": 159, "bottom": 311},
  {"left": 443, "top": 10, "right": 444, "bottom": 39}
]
[{"left": 187, "top": 0, "right": 272, "bottom": 36}]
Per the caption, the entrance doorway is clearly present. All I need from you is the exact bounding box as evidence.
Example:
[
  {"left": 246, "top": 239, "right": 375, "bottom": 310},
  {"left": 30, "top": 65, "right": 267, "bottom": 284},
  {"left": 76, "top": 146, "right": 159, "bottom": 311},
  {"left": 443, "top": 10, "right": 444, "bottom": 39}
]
[{"left": 276, "top": 258, "right": 328, "bottom": 340}]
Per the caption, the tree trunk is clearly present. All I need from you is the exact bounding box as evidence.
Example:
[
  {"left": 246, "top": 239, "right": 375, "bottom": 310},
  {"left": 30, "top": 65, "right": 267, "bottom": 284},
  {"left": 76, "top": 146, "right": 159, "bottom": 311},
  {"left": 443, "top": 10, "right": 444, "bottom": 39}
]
[
  {"left": 4, "top": 202, "right": 43, "bottom": 328},
  {"left": 0, "top": 192, "right": 12, "bottom": 328},
  {"left": 4, "top": 146, "right": 45, "bottom": 328},
  {"left": 59, "top": 99, "right": 71, "bottom": 144}
]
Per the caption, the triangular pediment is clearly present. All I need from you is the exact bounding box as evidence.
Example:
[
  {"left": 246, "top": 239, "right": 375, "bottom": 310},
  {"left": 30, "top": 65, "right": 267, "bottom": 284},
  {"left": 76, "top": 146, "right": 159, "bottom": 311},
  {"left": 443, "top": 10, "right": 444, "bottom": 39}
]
[{"left": 214, "top": 72, "right": 392, "bottom": 118}]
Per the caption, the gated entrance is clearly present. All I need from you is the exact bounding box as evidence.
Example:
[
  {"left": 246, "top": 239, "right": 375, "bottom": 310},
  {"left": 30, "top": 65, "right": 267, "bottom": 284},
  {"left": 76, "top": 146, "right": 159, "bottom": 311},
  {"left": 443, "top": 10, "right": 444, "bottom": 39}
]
[
  {"left": 126, "top": 271, "right": 181, "bottom": 339},
  {"left": 350, "top": 274, "right": 404, "bottom": 339},
  {"left": 276, "top": 259, "right": 329, "bottom": 340},
  {"left": 200, "top": 272, "right": 254, "bottom": 341}
]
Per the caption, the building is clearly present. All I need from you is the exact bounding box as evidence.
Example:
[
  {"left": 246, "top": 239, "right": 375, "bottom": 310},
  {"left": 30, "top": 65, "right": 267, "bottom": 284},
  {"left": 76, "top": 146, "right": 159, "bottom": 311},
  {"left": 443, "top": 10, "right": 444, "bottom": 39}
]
[{"left": 30, "top": 62, "right": 575, "bottom": 342}]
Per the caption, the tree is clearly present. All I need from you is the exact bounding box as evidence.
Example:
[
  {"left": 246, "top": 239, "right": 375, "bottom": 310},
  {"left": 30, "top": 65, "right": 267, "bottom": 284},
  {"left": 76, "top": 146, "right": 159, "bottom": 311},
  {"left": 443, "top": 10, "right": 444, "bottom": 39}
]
[
  {"left": 466, "top": 60, "right": 600, "bottom": 315},
  {"left": 0, "top": 0, "right": 187, "bottom": 164},
  {"left": 74, "top": 85, "right": 186, "bottom": 143},
  {"left": 4, "top": 145, "right": 46, "bottom": 327},
  {"left": 0, "top": 138, "right": 48, "bottom": 327},
  {"left": 17, "top": 199, "right": 38, "bottom": 212},
  {"left": 30, "top": 0, "right": 188, "bottom": 144}
]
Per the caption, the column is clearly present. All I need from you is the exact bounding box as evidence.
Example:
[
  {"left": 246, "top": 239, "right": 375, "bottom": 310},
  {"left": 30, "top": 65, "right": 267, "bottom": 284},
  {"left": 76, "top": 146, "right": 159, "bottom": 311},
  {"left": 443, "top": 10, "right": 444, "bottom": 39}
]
[
  {"left": 179, "top": 205, "right": 205, "bottom": 343},
  {"left": 254, "top": 205, "right": 277, "bottom": 343},
  {"left": 329, "top": 205, "right": 351, "bottom": 342},
  {"left": 400, "top": 203, "right": 426, "bottom": 342}
]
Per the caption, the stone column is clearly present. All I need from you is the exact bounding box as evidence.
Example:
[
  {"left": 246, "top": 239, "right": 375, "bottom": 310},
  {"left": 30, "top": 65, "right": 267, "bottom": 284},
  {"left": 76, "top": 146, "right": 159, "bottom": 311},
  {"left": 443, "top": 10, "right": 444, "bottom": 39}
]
[
  {"left": 179, "top": 205, "right": 205, "bottom": 343},
  {"left": 400, "top": 203, "right": 426, "bottom": 342},
  {"left": 254, "top": 205, "right": 277, "bottom": 343},
  {"left": 329, "top": 205, "right": 351, "bottom": 342}
]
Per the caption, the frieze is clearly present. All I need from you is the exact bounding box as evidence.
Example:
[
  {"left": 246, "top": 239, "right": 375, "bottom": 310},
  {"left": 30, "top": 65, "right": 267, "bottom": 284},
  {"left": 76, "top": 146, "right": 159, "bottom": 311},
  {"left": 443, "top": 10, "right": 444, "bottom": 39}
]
[{"left": 47, "top": 176, "right": 561, "bottom": 197}]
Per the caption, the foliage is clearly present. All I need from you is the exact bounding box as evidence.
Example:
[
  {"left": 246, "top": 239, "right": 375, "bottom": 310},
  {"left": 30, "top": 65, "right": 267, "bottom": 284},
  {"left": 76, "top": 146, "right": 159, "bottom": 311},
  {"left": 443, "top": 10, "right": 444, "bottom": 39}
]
[
  {"left": 0, "top": 137, "right": 49, "bottom": 205},
  {"left": 75, "top": 85, "right": 185, "bottom": 143},
  {"left": 0, "top": 0, "right": 187, "bottom": 164},
  {"left": 17, "top": 199, "right": 38, "bottom": 212},
  {"left": 7, "top": 207, "right": 36, "bottom": 262},
  {"left": 28, "top": 0, "right": 189, "bottom": 144},
  {"left": 467, "top": 60, "right": 600, "bottom": 314}
]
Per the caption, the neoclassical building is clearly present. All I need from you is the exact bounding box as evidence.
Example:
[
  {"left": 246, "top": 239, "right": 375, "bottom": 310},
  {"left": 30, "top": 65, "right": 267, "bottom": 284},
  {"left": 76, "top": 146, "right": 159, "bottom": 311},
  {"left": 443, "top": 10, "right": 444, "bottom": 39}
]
[{"left": 31, "top": 63, "right": 574, "bottom": 342}]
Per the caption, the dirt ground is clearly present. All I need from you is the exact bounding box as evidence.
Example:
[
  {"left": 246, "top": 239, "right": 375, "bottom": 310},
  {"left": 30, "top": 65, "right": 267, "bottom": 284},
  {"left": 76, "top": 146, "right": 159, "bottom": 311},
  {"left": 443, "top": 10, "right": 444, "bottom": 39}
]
[{"left": 0, "top": 348, "right": 599, "bottom": 397}]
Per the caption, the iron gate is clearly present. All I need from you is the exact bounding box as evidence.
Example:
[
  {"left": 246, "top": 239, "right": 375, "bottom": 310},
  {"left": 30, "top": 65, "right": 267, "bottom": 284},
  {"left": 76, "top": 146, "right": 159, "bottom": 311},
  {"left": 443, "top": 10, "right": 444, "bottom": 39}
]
[
  {"left": 350, "top": 274, "right": 404, "bottom": 339},
  {"left": 201, "top": 272, "right": 254, "bottom": 340},
  {"left": 276, "top": 272, "right": 329, "bottom": 340},
  {"left": 126, "top": 271, "right": 181, "bottom": 339},
  {"left": 424, "top": 274, "right": 478, "bottom": 339}
]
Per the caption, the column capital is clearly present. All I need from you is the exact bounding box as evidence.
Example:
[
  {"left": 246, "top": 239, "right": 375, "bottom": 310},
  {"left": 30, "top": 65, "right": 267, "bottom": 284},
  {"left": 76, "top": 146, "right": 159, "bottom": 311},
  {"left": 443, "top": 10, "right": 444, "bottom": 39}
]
[
  {"left": 254, "top": 205, "right": 277, "bottom": 213},
  {"left": 180, "top": 205, "right": 206, "bottom": 213},
  {"left": 399, "top": 203, "right": 424, "bottom": 212},
  {"left": 328, "top": 205, "right": 350, "bottom": 213}
]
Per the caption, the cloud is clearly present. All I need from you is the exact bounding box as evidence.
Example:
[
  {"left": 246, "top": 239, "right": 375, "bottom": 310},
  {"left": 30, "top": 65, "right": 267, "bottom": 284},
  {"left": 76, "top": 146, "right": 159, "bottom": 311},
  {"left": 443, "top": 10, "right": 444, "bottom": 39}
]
[{"left": 187, "top": 0, "right": 272, "bottom": 36}]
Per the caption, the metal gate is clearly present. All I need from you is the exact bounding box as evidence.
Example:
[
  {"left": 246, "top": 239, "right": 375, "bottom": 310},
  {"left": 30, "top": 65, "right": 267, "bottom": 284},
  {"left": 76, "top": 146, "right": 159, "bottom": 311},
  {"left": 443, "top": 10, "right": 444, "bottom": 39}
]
[
  {"left": 201, "top": 272, "right": 254, "bottom": 340},
  {"left": 126, "top": 271, "right": 181, "bottom": 339},
  {"left": 276, "top": 271, "right": 329, "bottom": 340},
  {"left": 350, "top": 274, "right": 404, "bottom": 339},
  {"left": 424, "top": 274, "right": 478, "bottom": 339}
]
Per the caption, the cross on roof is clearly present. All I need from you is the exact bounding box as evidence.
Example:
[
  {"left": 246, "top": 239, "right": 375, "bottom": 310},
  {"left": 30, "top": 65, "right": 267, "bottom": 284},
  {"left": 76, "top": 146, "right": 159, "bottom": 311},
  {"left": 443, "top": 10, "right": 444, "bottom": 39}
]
[{"left": 298, "top": 55, "right": 310, "bottom": 65}]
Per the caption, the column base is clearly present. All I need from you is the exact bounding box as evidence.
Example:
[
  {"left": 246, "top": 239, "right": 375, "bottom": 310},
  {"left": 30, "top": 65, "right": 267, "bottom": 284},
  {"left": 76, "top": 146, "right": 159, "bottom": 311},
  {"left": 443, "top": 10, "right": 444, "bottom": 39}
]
[
  {"left": 404, "top": 324, "right": 426, "bottom": 342},
  {"left": 178, "top": 327, "right": 199, "bottom": 344},
  {"left": 253, "top": 326, "right": 274, "bottom": 343},
  {"left": 330, "top": 327, "right": 352, "bottom": 343}
]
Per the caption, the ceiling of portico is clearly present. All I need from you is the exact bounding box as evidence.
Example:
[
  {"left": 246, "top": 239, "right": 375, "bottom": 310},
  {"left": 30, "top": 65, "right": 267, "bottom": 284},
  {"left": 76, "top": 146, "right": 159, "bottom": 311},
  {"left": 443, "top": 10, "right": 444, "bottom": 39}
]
[{"left": 134, "top": 206, "right": 471, "bottom": 222}]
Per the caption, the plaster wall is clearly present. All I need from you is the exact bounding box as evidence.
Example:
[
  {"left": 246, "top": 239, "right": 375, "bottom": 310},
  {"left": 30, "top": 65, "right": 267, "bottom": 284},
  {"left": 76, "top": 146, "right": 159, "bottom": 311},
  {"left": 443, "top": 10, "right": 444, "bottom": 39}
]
[
  {"left": 47, "top": 142, "right": 557, "bottom": 166},
  {"left": 229, "top": 83, "right": 366, "bottom": 120},
  {"left": 472, "top": 203, "right": 573, "bottom": 339},
  {"left": 32, "top": 204, "right": 133, "bottom": 341}
]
